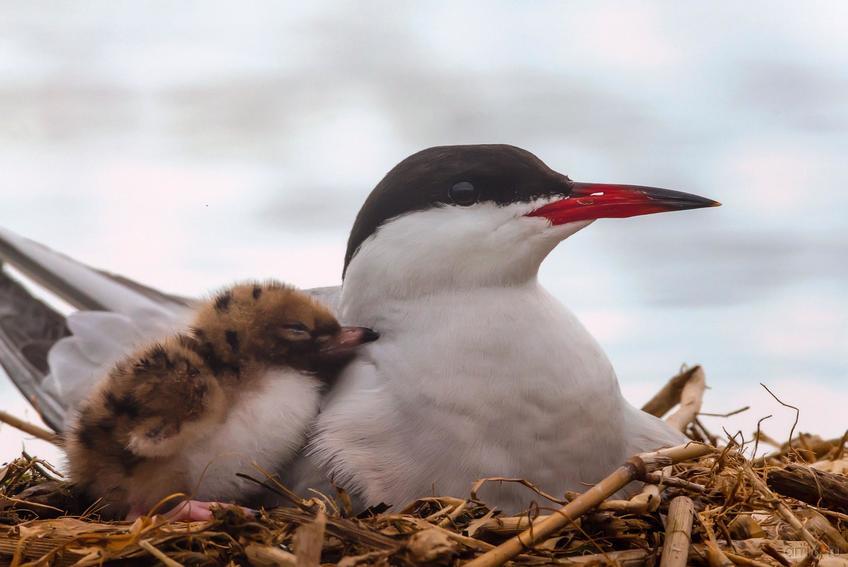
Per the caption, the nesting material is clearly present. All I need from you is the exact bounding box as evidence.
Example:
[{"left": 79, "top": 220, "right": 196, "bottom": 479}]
[{"left": 2, "top": 366, "right": 847, "bottom": 566}]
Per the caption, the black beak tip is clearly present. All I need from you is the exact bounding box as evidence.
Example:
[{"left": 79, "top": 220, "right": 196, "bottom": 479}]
[
  {"left": 686, "top": 196, "right": 722, "bottom": 210},
  {"left": 362, "top": 328, "right": 380, "bottom": 343},
  {"left": 655, "top": 188, "right": 722, "bottom": 211}
]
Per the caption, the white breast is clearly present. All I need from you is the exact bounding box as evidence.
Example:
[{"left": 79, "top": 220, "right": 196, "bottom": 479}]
[
  {"left": 312, "top": 281, "right": 636, "bottom": 512},
  {"left": 179, "top": 369, "right": 322, "bottom": 503}
]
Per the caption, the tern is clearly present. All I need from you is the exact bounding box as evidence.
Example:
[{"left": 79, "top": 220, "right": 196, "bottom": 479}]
[{"left": 0, "top": 144, "right": 718, "bottom": 512}]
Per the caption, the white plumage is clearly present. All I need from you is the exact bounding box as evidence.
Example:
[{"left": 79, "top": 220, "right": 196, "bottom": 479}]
[
  {"left": 0, "top": 144, "right": 714, "bottom": 515},
  {"left": 307, "top": 202, "right": 684, "bottom": 512}
]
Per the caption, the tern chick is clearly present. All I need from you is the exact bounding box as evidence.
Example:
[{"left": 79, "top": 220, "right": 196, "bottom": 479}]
[{"left": 66, "top": 281, "right": 377, "bottom": 519}]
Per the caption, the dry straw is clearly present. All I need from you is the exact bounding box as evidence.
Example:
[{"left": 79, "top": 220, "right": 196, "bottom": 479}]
[{"left": 2, "top": 365, "right": 848, "bottom": 566}]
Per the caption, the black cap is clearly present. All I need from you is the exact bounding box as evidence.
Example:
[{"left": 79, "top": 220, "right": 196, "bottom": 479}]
[{"left": 344, "top": 144, "right": 572, "bottom": 275}]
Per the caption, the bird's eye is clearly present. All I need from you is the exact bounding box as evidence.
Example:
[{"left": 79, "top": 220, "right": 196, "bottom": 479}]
[
  {"left": 449, "top": 181, "right": 478, "bottom": 206},
  {"left": 280, "top": 322, "right": 311, "bottom": 342}
]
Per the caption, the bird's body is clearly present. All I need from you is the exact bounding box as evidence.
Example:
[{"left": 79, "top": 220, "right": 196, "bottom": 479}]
[
  {"left": 316, "top": 282, "right": 630, "bottom": 510},
  {"left": 66, "top": 282, "right": 376, "bottom": 518},
  {"left": 0, "top": 144, "right": 717, "bottom": 516},
  {"left": 311, "top": 189, "right": 686, "bottom": 511}
]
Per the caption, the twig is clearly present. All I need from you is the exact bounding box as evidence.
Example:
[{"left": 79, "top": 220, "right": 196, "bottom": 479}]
[
  {"left": 760, "top": 384, "right": 800, "bottom": 452},
  {"left": 470, "top": 477, "right": 567, "bottom": 505},
  {"left": 698, "top": 511, "right": 734, "bottom": 567},
  {"left": 694, "top": 418, "right": 720, "bottom": 446},
  {"left": 0, "top": 494, "right": 66, "bottom": 514},
  {"left": 752, "top": 415, "right": 773, "bottom": 461},
  {"left": 766, "top": 463, "right": 848, "bottom": 514},
  {"left": 761, "top": 542, "right": 792, "bottom": 567},
  {"left": 699, "top": 406, "right": 750, "bottom": 418},
  {"left": 437, "top": 500, "right": 469, "bottom": 528},
  {"left": 741, "top": 465, "right": 824, "bottom": 553},
  {"left": 293, "top": 508, "right": 326, "bottom": 567},
  {"left": 465, "top": 443, "right": 715, "bottom": 567},
  {"left": 666, "top": 367, "right": 707, "bottom": 432},
  {"left": 659, "top": 496, "right": 694, "bottom": 567},
  {"left": 0, "top": 410, "right": 63, "bottom": 445},
  {"left": 722, "top": 552, "right": 773, "bottom": 567},
  {"left": 601, "top": 465, "right": 670, "bottom": 514},
  {"left": 642, "top": 365, "right": 701, "bottom": 418},
  {"left": 138, "top": 539, "right": 184, "bottom": 567},
  {"left": 833, "top": 430, "right": 848, "bottom": 461},
  {"left": 644, "top": 471, "right": 707, "bottom": 493}
]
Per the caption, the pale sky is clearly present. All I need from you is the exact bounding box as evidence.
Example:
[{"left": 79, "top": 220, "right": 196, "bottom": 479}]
[{"left": 2, "top": 1, "right": 847, "bottom": 465}]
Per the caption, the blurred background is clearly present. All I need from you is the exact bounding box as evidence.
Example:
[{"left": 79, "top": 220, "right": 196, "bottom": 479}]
[{"left": 1, "top": 1, "right": 846, "bottom": 465}]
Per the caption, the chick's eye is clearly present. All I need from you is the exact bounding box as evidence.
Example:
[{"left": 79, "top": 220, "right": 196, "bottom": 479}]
[
  {"left": 280, "top": 322, "right": 311, "bottom": 342},
  {"left": 449, "top": 181, "right": 478, "bottom": 206}
]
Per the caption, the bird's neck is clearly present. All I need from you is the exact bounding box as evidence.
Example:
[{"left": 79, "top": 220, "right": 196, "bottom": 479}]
[
  {"left": 340, "top": 207, "right": 568, "bottom": 315},
  {"left": 340, "top": 250, "right": 550, "bottom": 326},
  {"left": 340, "top": 271, "right": 540, "bottom": 329}
]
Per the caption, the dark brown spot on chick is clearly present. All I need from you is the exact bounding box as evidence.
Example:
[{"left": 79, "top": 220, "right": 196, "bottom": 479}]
[
  {"left": 119, "top": 449, "right": 142, "bottom": 473},
  {"left": 105, "top": 392, "right": 140, "bottom": 418},
  {"left": 176, "top": 333, "right": 200, "bottom": 351},
  {"left": 225, "top": 330, "right": 239, "bottom": 353},
  {"left": 252, "top": 285, "right": 262, "bottom": 300},
  {"left": 194, "top": 341, "right": 240, "bottom": 377},
  {"left": 77, "top": 426, "right": 96, "bottom": 450},
  {"left": 214, "top": 292, "right": 232, "bottom": 312},
  {"left": 150, "top": 344, "right": 173, "bottom": 368}
]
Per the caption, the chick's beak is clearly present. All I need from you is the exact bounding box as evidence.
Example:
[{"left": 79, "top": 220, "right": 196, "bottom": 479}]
[
  {"left": 527, "top": 182, "right": 720, "bottom": 225},
  {"left": 319, "top": 326, "right": 380, "bottom": 356}
]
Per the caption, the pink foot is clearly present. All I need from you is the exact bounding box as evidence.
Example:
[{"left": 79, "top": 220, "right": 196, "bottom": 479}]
[
  {"left": 166, "top": 500, "right": 215, "bottom": 521},
  {"left": 164, "top": 500, "right": 256, "bottom": 522},
  {"left": 125, "top": 500, "right": 256, "bottom": 521}
]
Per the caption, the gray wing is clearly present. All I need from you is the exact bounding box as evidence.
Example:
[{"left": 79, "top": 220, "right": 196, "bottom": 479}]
[
  {"left": 0, "top": 226, "right": 342, "bottom": 433},
  {"left": 0, "top": 264, "right": 69, "bottom": 430},
  {"left": 0, "top": 227, "right": 195, "bottom": 431}
]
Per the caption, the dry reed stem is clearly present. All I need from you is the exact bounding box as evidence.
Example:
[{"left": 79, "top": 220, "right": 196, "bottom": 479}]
[
  {"left": 137, "top": 539, "right": 183, "bottom": 567},
  {"left": 700, "top": 511, "right": 735, "bottom": 567},
  {"left": 768, "top": 463, "right": 848, "bottom": 515},
  {"left": 0, "top": 410, "right": 62, "bottom": 445},
  {"left": 802, "top": 510, "right": 848, "bottom": 553},
  {"left": 742, "top": 465, "right": 825, "bottom": 554},
  {"left": 644, "top": 471, "right": 707, "bottom": 493},
  {"left": 642, "top": 365, "right": 702, "bottom": 418},
  {"left": 722, "top": 551, "right": 774, "bottom": 567},
  {"left": 600, "top": 475, "right": 663, "bottom": 514},
  {"left": 665, "top": 366, "right": 707, "bottom": 432},
  {"left": 659, "top": 496, "right": 694, "bottom": 567},
  {"left": 760, "top": 542, "right": 793, "bottom": 567},
  {"left": 465, "top": 443, "right": 714, "bottom": 567},
  {"left": 470, "top": 477, "right": 567, "bottom": 505},
  {"left": 244, "top": 543, "right": 297, "bottom": 567},
  {"left": 834, "top": 430, "right": 848, "bottom": 461},
  {"left": 6, "top": 365, "right": 848, "bottom": 566},
  {"left": 293, "top": 507, "right": 326, "bottom": 567}
]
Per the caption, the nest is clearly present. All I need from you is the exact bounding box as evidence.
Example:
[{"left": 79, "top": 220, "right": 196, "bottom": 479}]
[{"left": 2, "top": 367, "right": 847, "bottom": 566}]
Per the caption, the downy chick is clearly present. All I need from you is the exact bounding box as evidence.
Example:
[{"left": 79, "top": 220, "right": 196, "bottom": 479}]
[{"left": 66, "top": 281, "right": 378, "bottom": 519}]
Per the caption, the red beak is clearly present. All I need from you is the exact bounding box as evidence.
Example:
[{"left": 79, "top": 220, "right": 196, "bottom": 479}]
[{"left": 526, "top": 182, "right": 720, "bottom": 225}]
